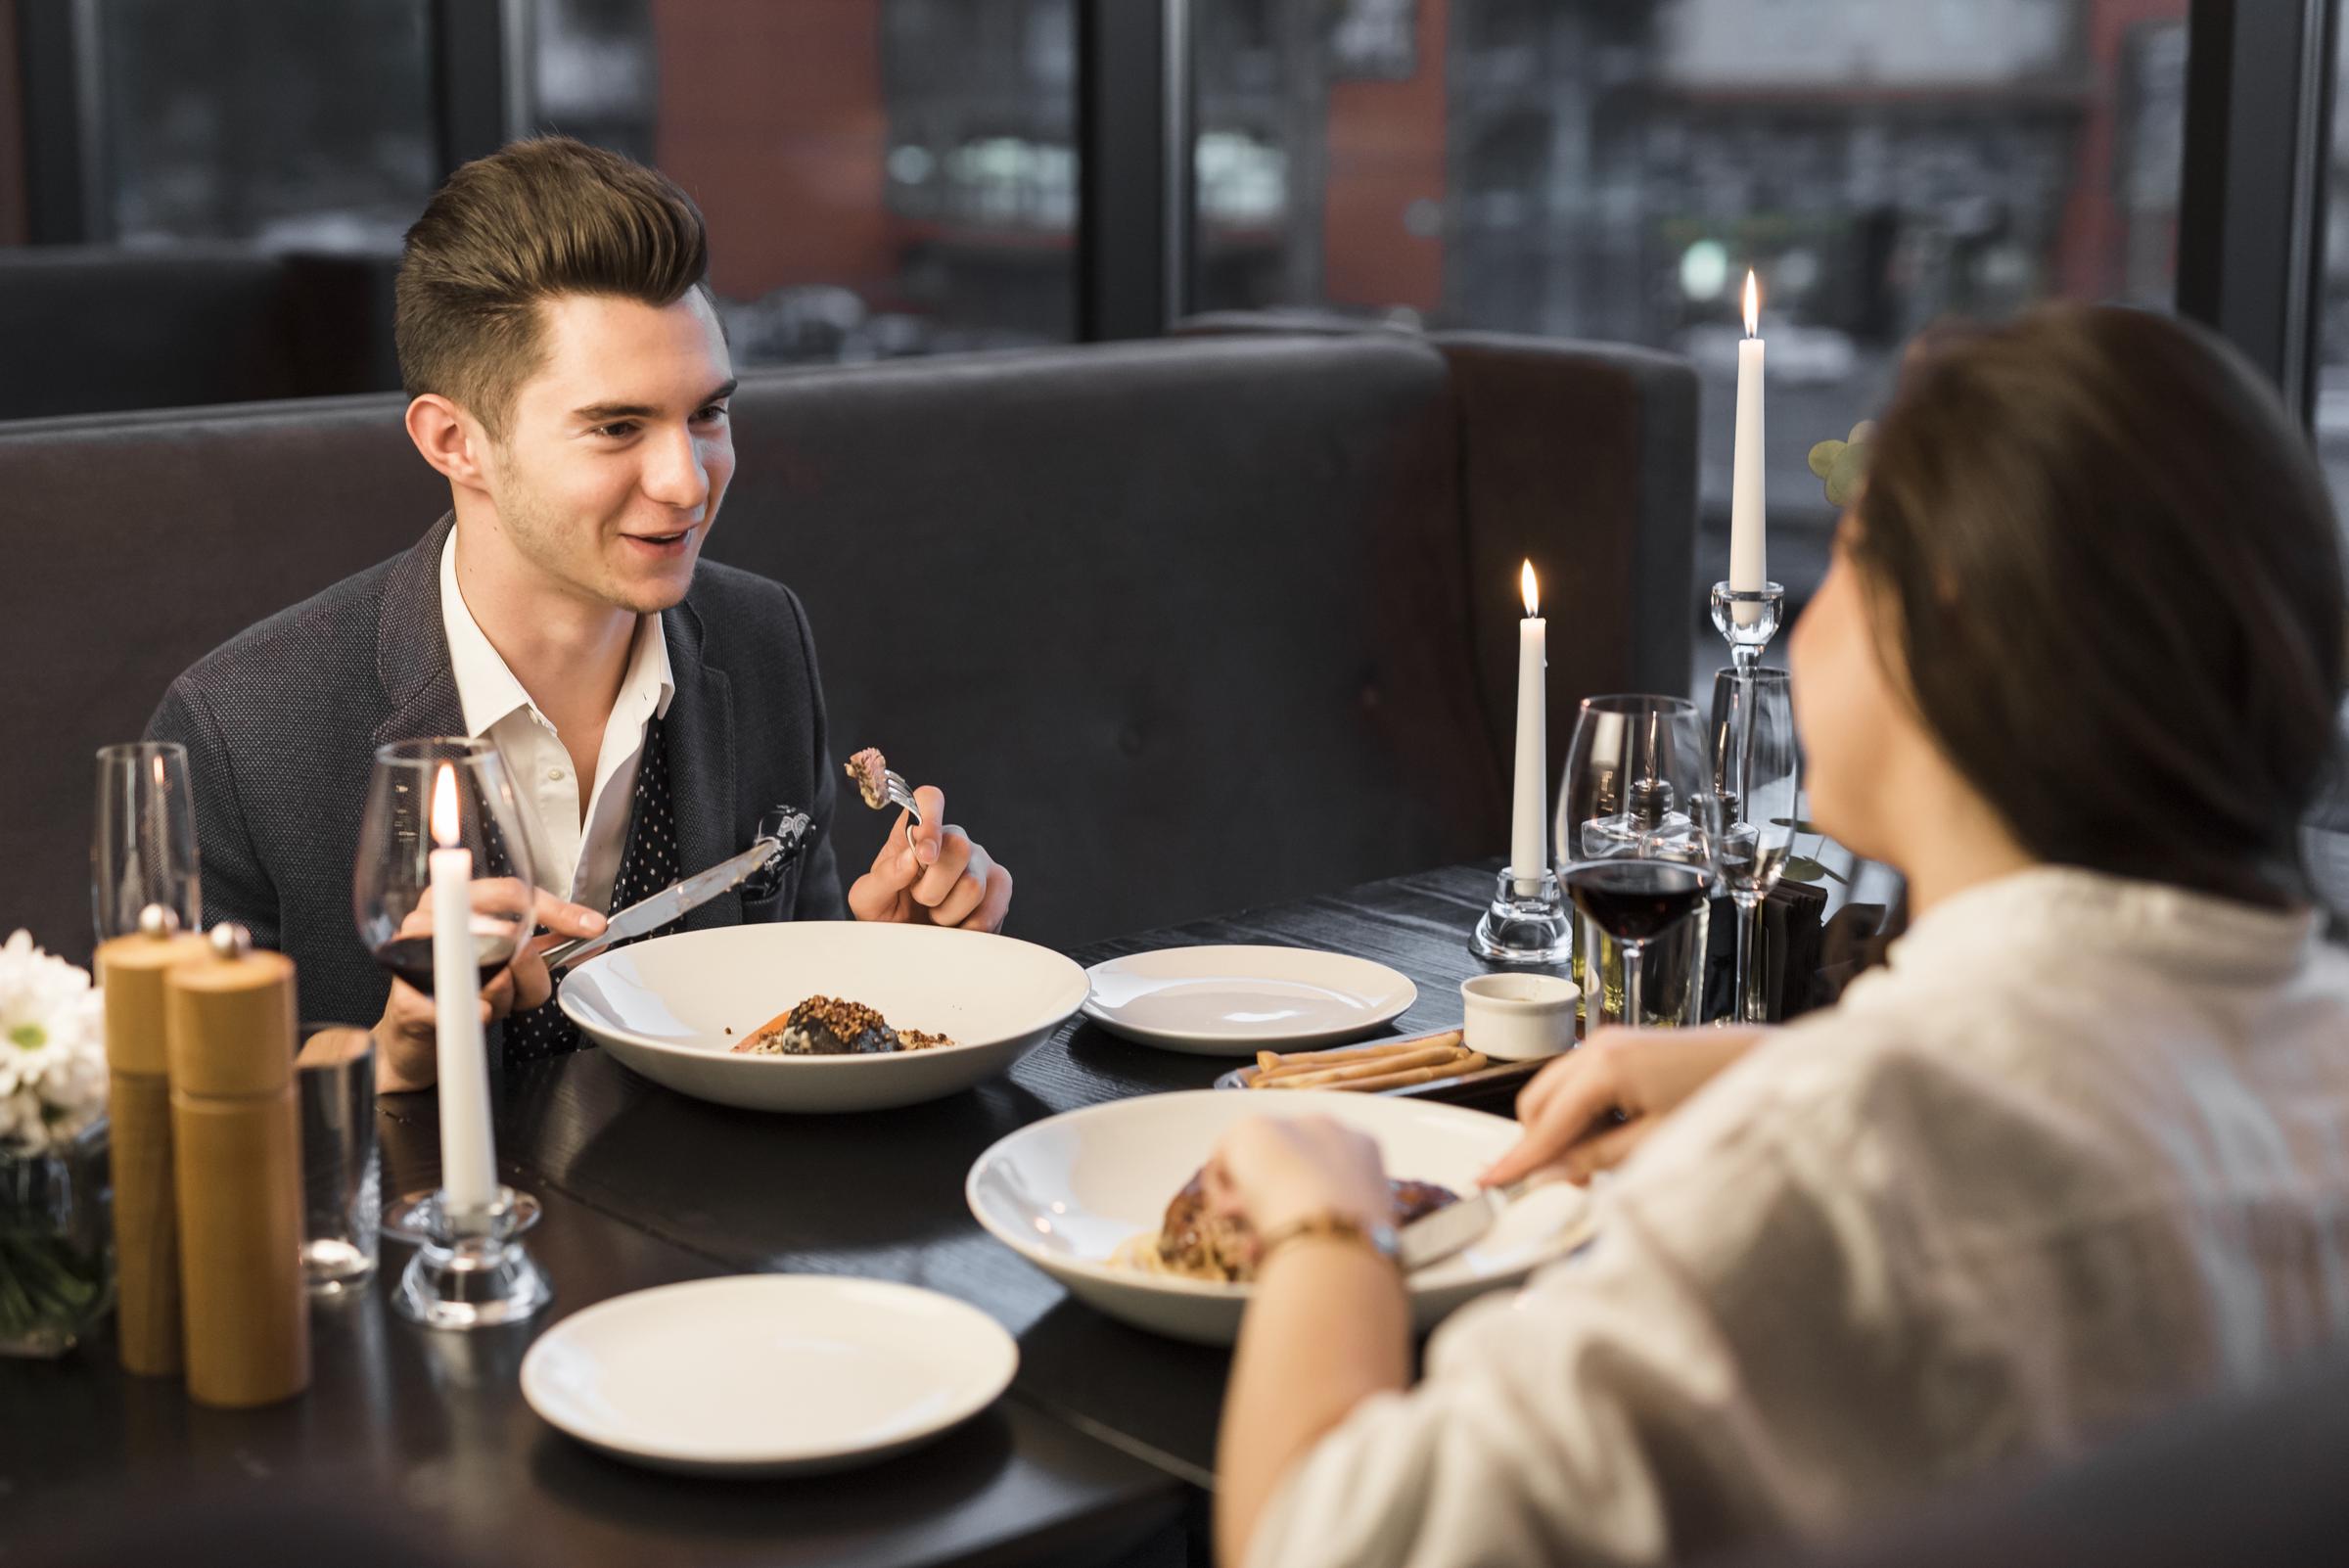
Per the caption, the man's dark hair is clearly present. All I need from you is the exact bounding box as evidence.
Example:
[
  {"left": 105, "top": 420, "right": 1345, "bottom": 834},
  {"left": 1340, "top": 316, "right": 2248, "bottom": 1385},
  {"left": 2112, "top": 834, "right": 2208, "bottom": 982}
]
[
  {"left": 1857, "top": 302, "right": 2347, "bottom": 907},
  {"left": 394, "top": 135, "right": 710, "bottom": 437}
]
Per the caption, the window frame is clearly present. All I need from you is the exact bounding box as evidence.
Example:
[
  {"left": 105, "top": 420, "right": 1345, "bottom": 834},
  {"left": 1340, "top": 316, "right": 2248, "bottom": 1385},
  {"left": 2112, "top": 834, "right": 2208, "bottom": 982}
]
[
  {"left": 2176, "top": 0, "right": 2337, "bottom": 424},
  {"left": 8, "top": 0, "right": 2344, "bottom": 411}
]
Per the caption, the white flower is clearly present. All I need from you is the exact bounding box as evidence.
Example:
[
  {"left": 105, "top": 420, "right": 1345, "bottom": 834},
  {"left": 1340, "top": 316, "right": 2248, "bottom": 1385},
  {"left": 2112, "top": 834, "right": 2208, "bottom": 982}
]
[{"left": 0, "top": 930, "right": 105, "bottom": 1154}]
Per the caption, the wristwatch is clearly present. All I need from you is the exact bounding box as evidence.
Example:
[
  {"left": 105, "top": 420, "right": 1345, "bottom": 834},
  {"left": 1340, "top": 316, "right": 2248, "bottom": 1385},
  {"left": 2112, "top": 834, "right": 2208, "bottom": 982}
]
[{"left": 1256, "top": 1210, "right": 1402, "bottom": 1270}]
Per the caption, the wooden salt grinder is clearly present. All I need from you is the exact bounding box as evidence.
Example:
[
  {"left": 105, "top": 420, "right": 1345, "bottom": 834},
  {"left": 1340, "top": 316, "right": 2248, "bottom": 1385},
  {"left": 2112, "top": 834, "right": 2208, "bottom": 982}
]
[
  {"left": 166, "top": 925, "right": 310, "bottom": 1408},
  {"left": 97, "top": 908, "right": 212, "bottom": 1378}
]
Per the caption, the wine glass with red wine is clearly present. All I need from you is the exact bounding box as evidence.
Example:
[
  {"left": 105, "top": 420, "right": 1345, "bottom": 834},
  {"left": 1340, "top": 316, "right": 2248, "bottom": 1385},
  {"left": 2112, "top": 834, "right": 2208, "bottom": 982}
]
[
  {"left": 1558, "top": 695, "right": 1719, "bottom": 1030},
  {"left": 352, "top": 738, "right": 536, "bottom": 1005}
]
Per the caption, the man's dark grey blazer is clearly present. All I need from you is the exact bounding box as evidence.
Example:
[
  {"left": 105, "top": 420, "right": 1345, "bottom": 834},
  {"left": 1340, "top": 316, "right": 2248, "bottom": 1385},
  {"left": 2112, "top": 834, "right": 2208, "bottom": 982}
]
[{"left": 145, "top": 514, "right": 849, "bottom": 1027}]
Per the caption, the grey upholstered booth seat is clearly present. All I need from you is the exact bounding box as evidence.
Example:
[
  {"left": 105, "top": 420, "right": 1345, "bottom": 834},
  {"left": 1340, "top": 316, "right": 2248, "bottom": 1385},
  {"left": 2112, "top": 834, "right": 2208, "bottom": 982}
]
[
  {"left": 3, "top": 330, "right": 1694, "bottom": 963},
  {"left": 0, "top": 246, "right": 401, "bottom": 421}
]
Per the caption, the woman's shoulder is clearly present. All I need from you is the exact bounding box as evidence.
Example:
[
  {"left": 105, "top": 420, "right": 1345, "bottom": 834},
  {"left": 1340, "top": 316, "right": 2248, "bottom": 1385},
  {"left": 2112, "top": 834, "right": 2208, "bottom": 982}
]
[{"left": 1628, "top": 934, "right": 2349, "bottom": 1258}]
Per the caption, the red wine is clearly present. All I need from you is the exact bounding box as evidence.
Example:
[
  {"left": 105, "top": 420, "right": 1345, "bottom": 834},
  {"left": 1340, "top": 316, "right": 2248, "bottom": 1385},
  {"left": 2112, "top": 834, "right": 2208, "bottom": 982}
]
[
  {"left": 372, "top": 934, "right": 518, "bottom": 997},
  {"left": 1563, "top": 861, "right": 1709, "bottom": 943}
]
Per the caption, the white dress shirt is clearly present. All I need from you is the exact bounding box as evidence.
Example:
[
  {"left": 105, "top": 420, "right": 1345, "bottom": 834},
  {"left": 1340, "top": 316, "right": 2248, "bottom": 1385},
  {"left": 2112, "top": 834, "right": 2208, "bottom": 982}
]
[
  {"left": 1252, "top": 867, "right": 2349, "bottom": 1568},
  {"left": 439, "top": 531, "right": 674, "bottom": 914}
]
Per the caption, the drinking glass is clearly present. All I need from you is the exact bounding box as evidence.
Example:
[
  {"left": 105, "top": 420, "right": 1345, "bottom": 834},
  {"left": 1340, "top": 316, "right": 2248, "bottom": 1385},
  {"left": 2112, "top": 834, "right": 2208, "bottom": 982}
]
[
  {"left": 298, "top": 1027, "right": 379, "bottom": 1297},
  {"left": 351, "top": 739, "right": 536, "bottom": 1000},
  {"left": 92, "top": 741, "right": 201, "bottom": 942},
  {"left": 1712, "top": 669, "right": 1803, "bottom": 1024},
  {"left": 1557, "top": 695, "right": 1719, "bottom": 1030}
]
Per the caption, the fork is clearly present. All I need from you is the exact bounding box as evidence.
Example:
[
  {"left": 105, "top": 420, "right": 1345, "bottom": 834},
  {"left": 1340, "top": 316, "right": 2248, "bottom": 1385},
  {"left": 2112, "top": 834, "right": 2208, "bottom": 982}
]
[{"left": 881, "top": 767, "right": 924, "bottom": 848}]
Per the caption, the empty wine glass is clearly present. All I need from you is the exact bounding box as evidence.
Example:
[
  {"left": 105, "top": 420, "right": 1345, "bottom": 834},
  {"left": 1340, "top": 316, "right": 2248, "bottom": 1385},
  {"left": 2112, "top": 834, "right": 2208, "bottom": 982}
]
[
  {"left": 93, "top": 741, "right": 201, "bottom": 942},
  {"left": 1557, "top": 695, "right": 1719, "bottom": 1030},
  {"left": 1712, "top": 669, "right": 1803, "bottom": 1024},
  {"left": 352, "top": 739, "right": 536, "bottom": 1003}
]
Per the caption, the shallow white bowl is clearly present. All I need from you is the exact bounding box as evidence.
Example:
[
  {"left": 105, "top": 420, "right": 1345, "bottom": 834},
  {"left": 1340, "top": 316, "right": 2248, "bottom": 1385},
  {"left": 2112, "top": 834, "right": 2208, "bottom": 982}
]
[
  {"left": 521, "top": 1275, "right": 1018, "bottom": 1477},
  {"left": 1080, "top": 945, "right": 1418, "bottom": 1055},
  {"left": 966, "top": 1089, "right": 1592, "bottom": 1346},
  {"left": 559, "top": 922, "right": 1089, "bottom": 1113}
]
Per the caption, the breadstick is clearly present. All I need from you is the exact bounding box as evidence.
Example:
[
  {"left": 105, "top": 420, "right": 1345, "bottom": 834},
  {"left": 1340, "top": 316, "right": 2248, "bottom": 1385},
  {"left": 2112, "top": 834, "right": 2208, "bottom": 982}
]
[
  {"left": 1252, "top": 1030, "right": 1463, "bottom": 1074},
  {"left": 1257, "top": 1044, "right": 1469, "bottom": 1088},
  {"left": 1263, "top": 1054, "right": 1488, "bottom": 1093},
  {"left": 1253, "top": 1044, "right": 1464, "bottom": 1086}
]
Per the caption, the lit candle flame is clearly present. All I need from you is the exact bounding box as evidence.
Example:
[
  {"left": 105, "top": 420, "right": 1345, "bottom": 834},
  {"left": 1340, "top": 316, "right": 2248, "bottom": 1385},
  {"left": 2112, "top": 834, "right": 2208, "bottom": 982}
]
[
  {"left": 431, "top": 761, "right": 460, "bottom": 850},
  {"left": 1520, "top": 559, "right": 1540, "bottom": 618},
  {"left": 1743, "top": 269, "right": 1759, "bottom": 338}
]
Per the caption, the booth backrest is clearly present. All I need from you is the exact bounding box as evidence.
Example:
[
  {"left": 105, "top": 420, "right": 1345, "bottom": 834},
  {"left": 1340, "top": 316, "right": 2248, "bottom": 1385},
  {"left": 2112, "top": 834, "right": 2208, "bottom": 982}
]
[
  {"left": 2, "top": 330, "right": 1694, "bottom": 961},
  {"left": 0, "top": 246, "right": 400, "bottom": 421}
]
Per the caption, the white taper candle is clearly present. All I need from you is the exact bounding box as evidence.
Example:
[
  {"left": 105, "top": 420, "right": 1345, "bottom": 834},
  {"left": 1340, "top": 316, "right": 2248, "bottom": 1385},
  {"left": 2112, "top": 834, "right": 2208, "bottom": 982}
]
[
  {"left": 1511, "top": 561, "right": 1546, "bottom": 896},
  {"left": 1728, "top": 269, "right": 1767, "bottom": 625},
  {"left": 428, "top": 763, "right": 498, "bottom": 1216}
]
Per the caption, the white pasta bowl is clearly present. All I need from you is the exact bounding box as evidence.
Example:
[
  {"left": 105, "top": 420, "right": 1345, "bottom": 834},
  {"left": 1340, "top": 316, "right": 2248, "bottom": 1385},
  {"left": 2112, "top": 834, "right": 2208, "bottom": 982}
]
[
  {"left": 965, "top": 1089, "right": 1593, "bottom": 1345},
  {"left": 560, "top": 922, "right": 1089, "bottom": 1113}
]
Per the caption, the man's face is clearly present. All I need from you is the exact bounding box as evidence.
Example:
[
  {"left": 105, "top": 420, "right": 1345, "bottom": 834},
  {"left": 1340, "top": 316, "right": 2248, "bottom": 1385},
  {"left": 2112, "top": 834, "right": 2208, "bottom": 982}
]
[{"left": 480, "top": 290, "right": 737, "bottom": 616}]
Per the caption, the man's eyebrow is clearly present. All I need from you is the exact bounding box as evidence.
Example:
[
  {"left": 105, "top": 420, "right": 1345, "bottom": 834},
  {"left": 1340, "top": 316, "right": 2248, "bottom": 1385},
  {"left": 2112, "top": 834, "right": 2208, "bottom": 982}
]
[{"left": 570, "top": 381, "right": 738, "bottom": 423}]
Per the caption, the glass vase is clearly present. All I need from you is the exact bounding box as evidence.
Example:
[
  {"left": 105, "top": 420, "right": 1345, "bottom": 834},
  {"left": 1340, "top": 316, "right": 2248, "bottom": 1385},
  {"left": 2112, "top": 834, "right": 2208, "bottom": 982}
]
[{"left": 0, "top": 1120, "right": 115, "bottom": 1359}]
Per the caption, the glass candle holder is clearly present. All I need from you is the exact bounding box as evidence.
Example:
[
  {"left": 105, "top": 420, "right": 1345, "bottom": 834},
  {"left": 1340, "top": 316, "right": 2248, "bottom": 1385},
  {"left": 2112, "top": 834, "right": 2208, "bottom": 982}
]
[{"left": 1709, "top": 581, "right": 1787, "bottom": 672}]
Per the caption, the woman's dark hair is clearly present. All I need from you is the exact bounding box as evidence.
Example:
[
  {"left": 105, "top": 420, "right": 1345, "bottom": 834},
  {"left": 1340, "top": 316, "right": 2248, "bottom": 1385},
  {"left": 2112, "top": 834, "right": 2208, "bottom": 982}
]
[{"left": 1855, "top": 302, "right": 2347, "bottom": 907}]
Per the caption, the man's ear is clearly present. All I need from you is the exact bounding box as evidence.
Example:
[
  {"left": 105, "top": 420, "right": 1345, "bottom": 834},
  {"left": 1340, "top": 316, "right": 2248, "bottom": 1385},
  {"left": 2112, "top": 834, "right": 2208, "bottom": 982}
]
[{"left": 404, "top": 393, "right": 491, "bottom": 488}]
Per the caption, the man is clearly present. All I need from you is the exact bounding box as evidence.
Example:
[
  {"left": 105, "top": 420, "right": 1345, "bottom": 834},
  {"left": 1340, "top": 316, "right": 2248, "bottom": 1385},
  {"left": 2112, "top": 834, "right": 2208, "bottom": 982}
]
[{"left": 148, "top": 137, "right": 1011, "bottom": 1088}]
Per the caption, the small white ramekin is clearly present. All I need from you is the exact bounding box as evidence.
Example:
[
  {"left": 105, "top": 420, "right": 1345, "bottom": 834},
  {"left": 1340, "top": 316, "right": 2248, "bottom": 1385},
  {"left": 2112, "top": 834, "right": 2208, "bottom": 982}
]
[{"left": 1460, "top": 973, "right": 1581, "bottom": 1061}]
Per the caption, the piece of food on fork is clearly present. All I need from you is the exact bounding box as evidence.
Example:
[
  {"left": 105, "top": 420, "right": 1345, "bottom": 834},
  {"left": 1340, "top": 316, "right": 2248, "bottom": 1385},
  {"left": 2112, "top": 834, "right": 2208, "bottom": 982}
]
[
  {"left": 845, "top": 748, "right": 891, "bottom": 810},
  {"left": 844, "top": 746, "right": 923, "bottom": 836}
]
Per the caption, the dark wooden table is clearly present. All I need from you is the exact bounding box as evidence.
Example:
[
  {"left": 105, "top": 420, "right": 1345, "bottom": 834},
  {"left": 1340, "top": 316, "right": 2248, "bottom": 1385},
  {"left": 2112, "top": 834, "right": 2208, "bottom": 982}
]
[{"left": 2, "top": 862, "right": 1522, "bottom": 1566}]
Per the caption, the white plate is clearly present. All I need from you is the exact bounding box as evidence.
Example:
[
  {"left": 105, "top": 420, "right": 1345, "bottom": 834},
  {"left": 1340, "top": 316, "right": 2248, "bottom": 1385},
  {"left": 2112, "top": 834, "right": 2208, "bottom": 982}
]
[
  {"left": 521, "top": 1275, "right": 1018, "bottom": 1476},
  {"left": 560, "top": 923, "right": 1089, "bottom": 1113},
  {"left": 966, "top": 1089, "right": 1593, "bottom": 1346},
  {"left": 1080, "top": 945, "right": 1417, "bottom": 1055}
]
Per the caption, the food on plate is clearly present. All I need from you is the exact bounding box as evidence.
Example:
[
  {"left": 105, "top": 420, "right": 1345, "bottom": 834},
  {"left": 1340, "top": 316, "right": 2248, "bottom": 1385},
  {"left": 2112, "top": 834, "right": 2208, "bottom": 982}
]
[
  {"left": 1110, "top": 1169, "right": 1460, "bottom": 1282},
  {"left": 1244, "top": 1030, "right": 1485, "bottom": 1092},
  {"left": 845, "top": 748, "right": 891, "bottom": 810},
  {"left": 730, "top": 995, "right": 956, "bottom": 1056}
]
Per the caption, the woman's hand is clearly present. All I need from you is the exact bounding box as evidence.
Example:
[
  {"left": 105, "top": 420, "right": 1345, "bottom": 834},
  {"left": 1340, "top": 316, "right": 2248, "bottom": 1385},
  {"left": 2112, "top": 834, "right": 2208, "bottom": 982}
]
[
  {"left": 1479, "top": 1025, "right": 1772, "bottom": 1187},
  {"left": 1211, "top": 1115, "right": 1414, "bottom": 1568},
  {"left": 372, "top": 888, "right": 605, "bottom": 1092},
  {"left": 1205, "top": 1116, "right": 1393, "bottom": 1240},
  {"left": 847, "top": 784, "right": 1014, "bottom": 932}
]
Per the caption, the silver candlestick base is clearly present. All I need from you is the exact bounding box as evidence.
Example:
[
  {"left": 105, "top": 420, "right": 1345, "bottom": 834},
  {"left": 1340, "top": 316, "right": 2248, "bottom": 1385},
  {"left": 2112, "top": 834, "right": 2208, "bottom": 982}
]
[
  {"left": 383, "top": 1185, "right": 552, "bottom": 1330},
  {"left": 1470, "top": 865, "right": 1574, "bottom": 965},
  {"left": 1710, "top": 580, "right": 1786, "bottom": 671}
]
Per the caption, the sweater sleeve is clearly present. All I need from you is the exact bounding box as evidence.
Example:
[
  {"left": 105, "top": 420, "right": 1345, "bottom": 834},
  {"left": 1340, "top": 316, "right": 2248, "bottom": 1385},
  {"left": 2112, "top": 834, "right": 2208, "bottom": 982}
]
[
  {"left": 1247, "top": 1069, "right": 1951, "bottom": 1568},
  {"left": 144, "top": 676, "right": 283, "bottom": 953},
  {"left": 780, "top": 585, "right": 849, "bottom": 923}
]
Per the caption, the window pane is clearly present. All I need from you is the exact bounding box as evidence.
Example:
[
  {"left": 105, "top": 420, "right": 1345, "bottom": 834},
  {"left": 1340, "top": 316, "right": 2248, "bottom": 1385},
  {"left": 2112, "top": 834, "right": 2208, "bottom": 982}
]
[
  {"left": 99, "top": 0, "right": 438, "bottom": 247},
  {"left": 1194, "top": 0, "right": 2191, "bottom": 620},
  {"left": 532, "top": 0, "right": 1077, "bottom": 366}
]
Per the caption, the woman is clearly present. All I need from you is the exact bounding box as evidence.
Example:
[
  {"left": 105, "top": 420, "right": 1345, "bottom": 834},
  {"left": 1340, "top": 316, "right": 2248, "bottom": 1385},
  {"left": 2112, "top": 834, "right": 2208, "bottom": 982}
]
[{"left": 1207, "top": 304, "right": 2349, "bottom": 1568}]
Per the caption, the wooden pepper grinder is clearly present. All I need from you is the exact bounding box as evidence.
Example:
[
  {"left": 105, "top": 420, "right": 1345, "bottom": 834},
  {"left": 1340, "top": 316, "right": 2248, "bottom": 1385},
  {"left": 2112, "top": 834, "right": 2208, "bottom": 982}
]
[
  {"left": 97, "top": 905, "right": 212, "bottom": 1378},
  {"left": 166, "top": 923, "right": 309, "bottom": 1408}
]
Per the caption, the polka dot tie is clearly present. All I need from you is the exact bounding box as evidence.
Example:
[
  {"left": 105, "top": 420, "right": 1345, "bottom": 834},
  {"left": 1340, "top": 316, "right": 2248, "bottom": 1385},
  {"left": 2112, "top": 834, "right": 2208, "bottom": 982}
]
[{"left": 503, "top": 715, "right": 680, "bottom": 1066}]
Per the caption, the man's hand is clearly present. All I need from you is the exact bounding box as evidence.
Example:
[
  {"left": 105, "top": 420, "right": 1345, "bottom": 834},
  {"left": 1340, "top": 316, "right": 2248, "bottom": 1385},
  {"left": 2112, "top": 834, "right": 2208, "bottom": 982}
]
[
  {"left": 846, "top": 784, "right": 1013, "bottom": 932},
  {"left": 1478, "top": 1025, "right": 1773, "bottom": 1187},
  {"left": 373, "top": 889, "right": 606, "bottom": 1092}
]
